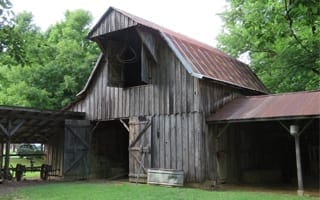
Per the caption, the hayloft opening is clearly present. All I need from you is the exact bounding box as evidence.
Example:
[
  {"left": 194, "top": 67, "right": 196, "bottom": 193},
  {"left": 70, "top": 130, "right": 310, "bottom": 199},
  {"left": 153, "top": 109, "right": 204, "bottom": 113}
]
[{"left": 101, "top": 28, "right": 150, "bottom": 88}]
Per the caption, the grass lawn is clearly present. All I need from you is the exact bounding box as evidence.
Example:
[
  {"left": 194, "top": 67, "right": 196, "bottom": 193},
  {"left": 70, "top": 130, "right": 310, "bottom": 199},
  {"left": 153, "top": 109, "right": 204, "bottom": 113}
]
[
  {"left": 0, "top": 182, "right": 316, "bottom": 200},
  {"left": 5, "top": 157, "right": 44, "bottom": 179}
]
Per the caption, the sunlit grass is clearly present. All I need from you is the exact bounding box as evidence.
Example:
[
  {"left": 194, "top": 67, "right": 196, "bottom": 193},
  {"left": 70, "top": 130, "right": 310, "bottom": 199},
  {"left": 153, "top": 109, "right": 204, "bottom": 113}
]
[
  {"left": 4, "top": 157, "right": 44, "bottom": 180},
  {"left": 1, "top": 182, "right": 315, "bottom": 200}
]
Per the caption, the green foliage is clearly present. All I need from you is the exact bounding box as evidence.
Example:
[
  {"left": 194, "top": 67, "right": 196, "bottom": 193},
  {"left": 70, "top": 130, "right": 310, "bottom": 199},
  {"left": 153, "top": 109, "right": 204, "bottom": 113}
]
[
  {"left": 0, "top": 0, "right": 14, "bottom": 27},
  {"left": 2, "top": 183, "right": 315, "bottom": 200},
  {"left": 17, "top": 143, "right": 43, "bottom": 158},
  {"left": 218, "top": 0, "right": 320, "bottom": 93},
  {"left": 0, "top": 7, "right": 99, "bottom": 109}
]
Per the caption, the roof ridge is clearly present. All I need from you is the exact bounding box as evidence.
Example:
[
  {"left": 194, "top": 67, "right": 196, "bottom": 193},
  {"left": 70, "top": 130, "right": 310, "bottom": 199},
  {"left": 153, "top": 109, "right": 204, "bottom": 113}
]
[
  {"left": 87, "top": 6, "right": 268, "bottom": 94},
  {"left": 111, "top": 7, "right": 233, "bottom": 59}
]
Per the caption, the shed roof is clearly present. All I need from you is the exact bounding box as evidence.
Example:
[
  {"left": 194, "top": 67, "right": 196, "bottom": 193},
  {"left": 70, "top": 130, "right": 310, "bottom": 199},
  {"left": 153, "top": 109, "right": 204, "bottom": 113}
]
[
  {"left": 86, "top": 7, "right": 267, "bottom": 94},
  {"left": 207, "top": 90, "right": 320, "bottom": 123},
  {"left": 0, "top": 105, "right": 85, "bottom": 143}
]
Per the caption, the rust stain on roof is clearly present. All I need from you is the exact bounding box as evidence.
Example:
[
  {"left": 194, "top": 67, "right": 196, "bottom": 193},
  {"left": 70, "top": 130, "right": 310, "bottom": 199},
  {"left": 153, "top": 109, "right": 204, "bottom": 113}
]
[
  {"left": 207, "top": 90, "right": 320, "bottom": 123},
  {"left": 88, "top": 7, "right": 268, "bottom": 94}
]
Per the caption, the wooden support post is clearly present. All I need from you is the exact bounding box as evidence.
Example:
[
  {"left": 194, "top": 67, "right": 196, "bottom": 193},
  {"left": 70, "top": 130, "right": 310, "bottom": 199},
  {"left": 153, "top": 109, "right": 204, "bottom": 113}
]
[
  {"left": 0, "top": 119, "right": 25, "bottom": 180},
  {"left": 295, "top": 135, "right": 304, "bottom": 196},
  {"left": 4, "top": 138, "right": 11, "bottom": 179},
  {"left": 0, "top": 143, "right": 3, "bottom": 169}
]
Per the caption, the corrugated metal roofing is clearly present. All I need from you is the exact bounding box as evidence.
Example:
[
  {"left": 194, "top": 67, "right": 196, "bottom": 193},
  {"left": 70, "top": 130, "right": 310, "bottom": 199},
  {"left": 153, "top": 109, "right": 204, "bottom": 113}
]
[
  {"left": 88, "top": 7, "right": 268, "bottom": 94},
  {"left": 207, "top": 90, "right": 320, "bottom": 123}
]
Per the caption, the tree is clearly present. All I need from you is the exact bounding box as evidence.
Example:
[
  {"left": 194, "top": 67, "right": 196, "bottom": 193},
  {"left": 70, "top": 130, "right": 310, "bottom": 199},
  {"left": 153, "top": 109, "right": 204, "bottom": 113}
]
[
  {"left": 218, "top": 0, "right": 319, "bottom": 93},
  {"left": 0, "top": 0, "right": 14, "bottom": 26},
  {"left": 42, "top": 10, "right": 99, "bottom": 108},
  {"left": 0, "top": 9, "right": 99, "bottom": 109}
]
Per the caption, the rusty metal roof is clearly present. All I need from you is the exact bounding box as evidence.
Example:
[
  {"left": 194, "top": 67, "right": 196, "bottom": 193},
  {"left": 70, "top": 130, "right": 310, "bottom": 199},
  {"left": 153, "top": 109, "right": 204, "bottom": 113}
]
[
  {"left": 207, "top": 90, "right": 320, "bottom": 123},
  {"left": 88, "top": 7, "right": 268, "bottom": 94}
]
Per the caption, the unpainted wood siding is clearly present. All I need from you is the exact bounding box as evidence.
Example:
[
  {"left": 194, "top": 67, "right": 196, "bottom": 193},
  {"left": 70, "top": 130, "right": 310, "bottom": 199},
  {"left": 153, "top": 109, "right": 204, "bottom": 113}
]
[
  {"left": 199, "top": 80, "right": 243, "bottom": 117},
  {"left": 70, "top": 40, "right": 200, "bottom": 119},
  {"left": 198, "top": 80, "right": 251, "bottom": 182},
  {"left": 151, "top": 112, "right": 204, "bottom": 182},
  {"left": 45, "top": 130, "right": 64, "bottom": 176},
  {"left": 90, "top": 10, "right": 138, "bottom": 39}
]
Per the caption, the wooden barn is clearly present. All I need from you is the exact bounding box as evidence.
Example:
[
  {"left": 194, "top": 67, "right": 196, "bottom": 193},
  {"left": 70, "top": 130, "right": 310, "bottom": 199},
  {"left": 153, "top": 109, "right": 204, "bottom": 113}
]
[
  {"left": 1, "top": 7, "right": 317, "bottom": 192},
  {"left": 65, "top": 6, "right": 319, "bottom": 188}
]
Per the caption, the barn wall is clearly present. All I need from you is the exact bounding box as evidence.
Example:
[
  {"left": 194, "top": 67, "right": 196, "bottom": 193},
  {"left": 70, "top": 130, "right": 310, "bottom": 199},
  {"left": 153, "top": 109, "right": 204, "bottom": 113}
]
[
  {"left": 151, "top": 112, "right": 204, "bottom": 182},
  {"left": 198, "top": 80, "right": 247, "bottom": 182},
  {"left": 45, "top": 129, "right": 64, "bottom": 176},
  {"left": 199, "top": 80, "right": 243, "bottom": 117},
  {"left": 204, "top": 124, "right": 241, "bottom": 183},
  {"left": 70, "top": 39, "right": 200, "bottom": 120},
  {"left": 90, "top": 10, "right": 138, "bottom": 39},
  {"left": 69, "top": 10, "right": 261, "bottom": 183}
]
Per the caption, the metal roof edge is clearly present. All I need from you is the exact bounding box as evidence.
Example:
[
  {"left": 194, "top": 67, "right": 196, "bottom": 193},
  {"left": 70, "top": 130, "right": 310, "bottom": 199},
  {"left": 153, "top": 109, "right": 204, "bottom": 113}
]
[
  {"left": 159, "top": 31, "right": 203, "bottom": 79},
  {"left": 207, "top": 115, "right": 320, "bottom": 124},
  {"left": 202, "top": 76, "right": 268, "bottom": 94},
  {"left": 76, "top": 54, "right": 104, "bottom": 97}
]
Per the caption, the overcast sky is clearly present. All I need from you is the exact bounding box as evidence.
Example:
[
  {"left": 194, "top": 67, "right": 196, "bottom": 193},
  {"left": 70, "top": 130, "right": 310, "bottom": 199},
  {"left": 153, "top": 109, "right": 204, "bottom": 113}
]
[{"left": 11, "top": 0, "right": 228, "bottom": 47}]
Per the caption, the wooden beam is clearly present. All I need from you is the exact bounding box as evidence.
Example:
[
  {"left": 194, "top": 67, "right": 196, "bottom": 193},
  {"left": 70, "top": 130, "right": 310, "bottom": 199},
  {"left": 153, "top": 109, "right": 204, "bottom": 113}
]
[
  {"left": 89, "top": 121, "right": 100, "bottom": 135},
  {"left": 217, "top": 123, "right": 229, "bottom": 139},
  {"left": 120, "top": 118, "right": 129, "bottom": 132},
  {"left": 0, "top": 143, "right": 3, "bottom": 169},
  {"left": 4, "top": 138, "right": 11, "bottom": 179},
  {"left": 297, "top": 119, "right": 314, "bottom": 136},
  {"left": 129, "top": 120, "right": 151, "bottom": 148},
  {"left": 279, "top": 121, "right": 289, "bottom": 132},
  {"left": 9, "top": 120, "right": 25, "bottom": 136},
  {"left": 0, "top": 122, "right": 9, "bottom": 136}
]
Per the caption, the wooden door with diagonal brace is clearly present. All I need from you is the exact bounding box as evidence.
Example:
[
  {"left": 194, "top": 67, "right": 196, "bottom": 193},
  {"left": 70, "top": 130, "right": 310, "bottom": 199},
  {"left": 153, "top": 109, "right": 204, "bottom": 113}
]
[
  {"left": 128, "top": 116, "right": 152, "bottom": 183},
  {"left": 64, "top": 119, "right": 91, "bottom": 180}
]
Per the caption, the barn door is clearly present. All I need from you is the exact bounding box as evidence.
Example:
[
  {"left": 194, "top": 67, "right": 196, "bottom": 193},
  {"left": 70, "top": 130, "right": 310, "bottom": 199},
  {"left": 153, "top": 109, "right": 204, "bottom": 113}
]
[
  {"left": 128, "top": 116, "right": 152, "bottom": 183},
  {"left": 64, "top": 120, "right": 91, "bottom": 180},
  {"left": 216, "top": 127, "right": 228, "bottom": 182}
]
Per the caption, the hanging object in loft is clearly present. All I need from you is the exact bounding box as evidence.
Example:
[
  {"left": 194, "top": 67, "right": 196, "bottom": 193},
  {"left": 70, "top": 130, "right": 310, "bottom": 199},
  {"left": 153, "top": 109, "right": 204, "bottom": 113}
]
[{"left": 116, "top": 44, "right": 137, "bottom": 64}]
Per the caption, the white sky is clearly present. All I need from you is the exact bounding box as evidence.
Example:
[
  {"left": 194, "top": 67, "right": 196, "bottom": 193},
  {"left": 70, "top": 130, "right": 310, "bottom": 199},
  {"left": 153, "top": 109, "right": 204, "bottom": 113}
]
[{"left": 11, "top": 0, "right": 228, "bottom": 47}]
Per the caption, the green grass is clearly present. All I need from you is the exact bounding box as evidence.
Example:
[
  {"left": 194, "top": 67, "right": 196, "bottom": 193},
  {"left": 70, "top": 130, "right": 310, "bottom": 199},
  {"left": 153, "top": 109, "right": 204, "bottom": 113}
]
[
  {"left": 6, "top": 157, "right": 44, "bottom": 179},
  {"left": 1, "top": 182, "right": 316, "bottom": 200}
]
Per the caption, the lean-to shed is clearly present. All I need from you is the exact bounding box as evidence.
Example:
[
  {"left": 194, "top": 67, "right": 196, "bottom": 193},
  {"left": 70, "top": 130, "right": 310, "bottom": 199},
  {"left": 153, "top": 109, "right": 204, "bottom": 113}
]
[{"left": 67, "top": 7, "right": 268, "bottom": 182}]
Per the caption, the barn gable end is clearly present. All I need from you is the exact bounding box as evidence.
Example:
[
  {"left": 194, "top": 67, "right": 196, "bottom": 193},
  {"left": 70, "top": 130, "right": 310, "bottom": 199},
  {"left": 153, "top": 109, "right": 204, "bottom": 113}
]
[
  {"left": 67, "top": 7, "right": 268, "bottom": 183},
  {"left": 86, "top": 7, "right": 267, "bottom": 94}
]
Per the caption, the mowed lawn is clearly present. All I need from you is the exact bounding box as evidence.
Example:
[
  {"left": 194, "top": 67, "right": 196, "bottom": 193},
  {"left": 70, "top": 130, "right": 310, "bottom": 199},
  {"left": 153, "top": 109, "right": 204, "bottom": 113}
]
[
  {"left": 8, "top": 157, "right": 44, "bottom": 179},
  {"left": 0, "top": 182, "right": 316, "bottom": 200}
]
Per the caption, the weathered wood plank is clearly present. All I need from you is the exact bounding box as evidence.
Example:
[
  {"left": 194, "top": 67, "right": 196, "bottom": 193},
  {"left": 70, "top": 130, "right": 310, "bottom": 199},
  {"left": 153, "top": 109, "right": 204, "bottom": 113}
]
[
  {"left": 129, "top": 88, "right": 134, "bottom": 116},
  {"left": 170, "top": 114, "right": 177, "bottom": 169},
  {"left": 164, "top": 115, "right": 170, "bottom": 169},
  {"left": 182, "top": 113, "right": 189, "bottom": 180},
  {"left": 134, "top": 87, "right": 139, "bottom": 116},
  {"left": 175, "top": 59, "right": 182, "bottom": 114},
  {"left": 181, "top": 63, "right": 187, "bottom": 113},
  {"left": 164, "top": 48, "right": 170, "bottom": 114},
  {"left": 151, "top": 116, "right": 159, "bottom": 168},
  {"left": 159, "top": 115, "right": 165, "bottom": 168},
  {"left": 188, "top": 113, "right": 195, "bottom": 182},
  {"left": 194, "top": 112, "right": 201, "bottom": 181},
  {"left": 176, "top": 114, "right": 183, "bottom": 170},
  {"left": 159, "top": 49, "right": 165, "bottom": 115},
  {"left": 140, "top": 87, "right": 145, "bottom": 116}
]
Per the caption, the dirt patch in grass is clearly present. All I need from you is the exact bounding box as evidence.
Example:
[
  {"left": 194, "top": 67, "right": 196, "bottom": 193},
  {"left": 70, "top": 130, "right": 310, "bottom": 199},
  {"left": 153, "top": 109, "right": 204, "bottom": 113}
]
[
  {"left": 187, "top": 182, "right": 320, "bottom": 198},
  {"left": 0, "top": 179, "right": 61, "bottom": 196}
]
